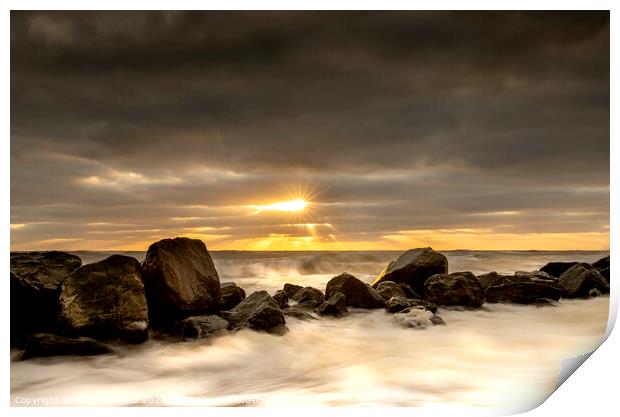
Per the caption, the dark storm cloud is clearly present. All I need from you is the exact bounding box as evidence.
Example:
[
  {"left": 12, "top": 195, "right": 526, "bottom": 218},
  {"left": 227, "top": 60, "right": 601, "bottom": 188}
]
[{"left": 10, "top": 11, "right": 609, "bottom": 249}]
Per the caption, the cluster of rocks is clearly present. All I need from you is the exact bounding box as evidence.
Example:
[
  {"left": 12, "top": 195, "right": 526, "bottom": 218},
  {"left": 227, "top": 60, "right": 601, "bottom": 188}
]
[{"left": 10, "top": 240, "right": 610, "bottom": 360}]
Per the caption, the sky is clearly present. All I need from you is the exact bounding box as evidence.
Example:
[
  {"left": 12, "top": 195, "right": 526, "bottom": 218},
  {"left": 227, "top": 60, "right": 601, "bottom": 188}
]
[{"left": 10, "top": 11, "right": 610, "bottom": 251}]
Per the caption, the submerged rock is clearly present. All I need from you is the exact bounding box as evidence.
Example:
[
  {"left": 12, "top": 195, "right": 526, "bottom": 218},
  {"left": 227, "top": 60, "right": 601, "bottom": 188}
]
[
  {"left": 175, "top": 315, "right": 229, "bottom": 339},
  {"left": 393, "top": 308, "right": 445, "bottom": 329},
  {"left": 372, "top": 248, "right": 448, "bottom": 294},
  {"left": 220, "top": 282, "right": 246, "bottom": 310},
  {"left": 325, "top": 272, "right": 385, "bottom": 309},
  {"left": 385, "top": 296, "right": 437, "bottom": 314},
  {"left": 592, "top": 256, "right": 610, "bottom": 282},
  {"left": 558, "top": 263, "right": 609, "bottom": 298},
  {"left": 315, "top": 292, "right": 348, "bottom": 317},
  {"left": 10, "top": 251, "right": 82, "bottom": 345},
  {"left": 376, "top": 281, "right": 406, "bottom": 301},
  {"left": 424, "top": 271, "right": 485, "bottom": 308},
  {"left": 59, "top": 255, "right": 149, "bottom": 343},
  {"left": 291, "top": 286, "right": 325, "bottom": 308},
  {"left": 486, "top": 282, "right": 561, "bottom": 304},
  {"left": 282, "top": 307, "right": 317, "bottom": 321},
  {"left": 221, "top": 290, "right": 286, "bottom": 334},
  {"left": 141, "top": 237, "right": 221, "bottom": 325},
  {"left": 283, "top": 283, "right": 304, "bottom": 298},
  {"left": 272, "top": 290, "right": 289, "bottom": 309},
  {"left": 539, "top": 262, "right": 578, "bottom": 278},
  {"left": 22, "top": 333, "right": 113, "bottom": 360}
]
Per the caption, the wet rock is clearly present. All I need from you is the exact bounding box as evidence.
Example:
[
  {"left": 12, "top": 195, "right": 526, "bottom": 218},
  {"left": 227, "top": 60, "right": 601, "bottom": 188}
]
[
  {"left": 283, "top": 283, "right": 304, "bottom": 298},
  {"left": 393, "top": 308, "right": 444, "bottom": 329},
  {"left": 175, "top": 315, "right": 229, "bottom": 339},
  {"left": 291, "top": 286, "right": 325, "bottom": 308},
  {"left": 558, "top": 263, "right": 609, "bottom": 298},
  {"left": 10, "top": 251, "right": 82, "bottom": 345},
  {"left": 424, "top": 271, "right": 485, "bottom": 308},
  {"left": 398, "top": 283, "right": 421, "bottom": 299},
  {"left": 315, "top": 292, "right": 348, "bottom": 317},
  {"left": 141, "top": 237, "right": 221, "bottom": 325},
  {"left": 325, "top": 272, "right": 385, "bottom": 309},
  {"left": 283, "top": 307, "right": 317, "bottom": 321},
  {"left": 533, "top": 298, "right": 559, "bottom": 307},
  {"left": 220, "top": 282, "right": 246, "bottom": 310},
  {"left": 540, "top": 262, "right": 578, "bottom": 278},
  {"left": 272, "top": 290, "right": 289, "bottom": 309},
  {"left": 221, "top": 290, "right": 286, "bottom": 334},
  {"left": 514, "top": 270, "right": 557, "bottom": 282},
  {"left": 486, "top": 281, "right": 561, "bottom": 304},
  {"left": 376, "top": 281, "right": 406, "bottom": 301},
  {"left": 592, "top": 256, "right": 610, "bottom": 282},
  {"left": 59, "top": 255, "right": 149, "bottom": 343},
  {"left": 385, "top": 296, "right": 438, "bottom": 314},
  {"left": 372, "top": 248, "right": 448, "bottom": 294},
  {"left": 22, "top": 333, "right": 113, "bottom": 360}
]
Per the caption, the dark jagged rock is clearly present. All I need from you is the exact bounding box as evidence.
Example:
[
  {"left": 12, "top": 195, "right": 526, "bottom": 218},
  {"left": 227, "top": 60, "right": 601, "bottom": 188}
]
[
  {"left": 376, "top": 281, "right": 406, "bottom": 301},
  {"left": 476, "top": 271, "right": 504, "bottom": 290},
  {"left": 273, "top": 290, "right": 289, "bottom": 309},
  {"left": 372, "top": 248, "right": 448, "bottom": 294},
  {"left": 315, "top": 292, "right": 348, "bottom": 317},
  {"left": 22, "top": 333, "right": 113, "bottom": 360},
  {"left": 283, "top": 307, "right": 317, "bottom": 321},
  {"left": 514, "top": 270, "right": 557, "bottom": 282},
  {"left": 141, "top": 237, "right": 221, "bottom": 325},
  {"left": 59, "top": 255, "right": 149, "bottom": 343},
  {"left": 558, "top": 263, "right": 610, "bottom": 298},
  {"left": 385, "top": 296, "right": 437, "bottom": 314},
  {"left": 424, "top": 271, "right": 485, "bottom": 308},
  {"left": 486, "top": 282, "right": 561, "bottom": 304},
  {"left": 592, "top": 256, "right": 610, "bottom": 282},
  {"left": 540, "top": 262, "right": 578, "bottom": 278},
  {"left": 220, "top": 282, "right": 246, "bottom": 310},
  {"left": 221, "top": 290, "right": 286, "bottom": 334},
  {"left": 10, "top": 251, "right": 82, "bottom": 345},
  {"left": 398, "top": 283, "right": 421, "bottom": 299},
  {"left": 325, "top": 272, "right": 385, "bottom": 309},
  {"left": 291, "top": 286, "right": 325, "bottom": 308},
  {"left": 283, "top": 283, "right": 304, "bottom": 298},
  {"left": 175, "top": 315, "right": 229, "bottom": 339}
]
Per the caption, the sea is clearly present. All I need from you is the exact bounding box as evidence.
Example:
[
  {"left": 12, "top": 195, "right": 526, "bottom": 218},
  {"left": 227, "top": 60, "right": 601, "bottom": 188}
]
[{"left": 10, "top": 250, "right": 611, "bottom": 409}]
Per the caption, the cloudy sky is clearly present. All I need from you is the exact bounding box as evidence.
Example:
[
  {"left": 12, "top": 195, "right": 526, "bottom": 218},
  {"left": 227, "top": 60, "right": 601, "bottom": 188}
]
[{"left": 10, "top": 11, "right": 609, "bottom": 251}]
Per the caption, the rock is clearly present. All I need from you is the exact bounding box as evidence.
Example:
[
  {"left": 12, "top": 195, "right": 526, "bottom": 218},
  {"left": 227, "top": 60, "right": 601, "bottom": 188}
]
[
  {"left": 372, "top": 248, "right": 448, "bottom": 294},
  {"left": 514, "top": 270, "right": 557, "bottom": 282},
  {"left": 393, "top": 308, "right": 444, "bottom": 329},
  {"left": 283, "top": 307, "right": 317, "bottom": 321},
  {"left": 385, "top": 296, "right": 438, "bottom": 314},
  {"left": 476, "top": 271, "right": 504, "bottom": 290},
  {"left": 291, "top": 286, "right": 325, "bottom": 308},
  {"left": 272, "top": 290, "right": 289, "bottom": 309},
  {"left": 558, "top": 263, "right": 609, "bottom": 298},
  {"left": 424, "top": 272, "right": 485, "bottom": 308},
  {"left": 398, "top": 283, "right": 421, "bottom": 299},
  {"left": 376, "top": 281, "right": 406, "bottom": 301},
  {"left": 221, "top": 290, "right": 286, "bottom": 334},
  {"left": 220, "top": 282, "right": 246, "bottom": 310},
  {"left": 540, "top": 262, "right": 578, "bottom": 278},
  {"left": 22, "top": 333, "right": 113, "bottom": 360},
  {"left": 141, "top": 237, "right": 221, "bottom": 325},
  {"left": 533, "top": 298, "right": 559, "bottom": 307},
  {"left": 486, "top": 282, "right": 561, "bottom": 304},
  {"left": 59, "top": 255, "right": 149, "bottom": 343},
  {"left": 592, "top": 256, "right": 610, "bottom": 282},
  {"left": 478, "top": 270, "right": 557, "bottom": 292},
  {"left": 283, "top": 283, "right": 304, "bottom": 298},
  {"left": 175, "top": 315, "right": 229, "bottom": 339},
  {"left": 10, "top": 251, "right": 82, "bottom": 345},
  {"left": 325, "top": 273, "right": 385, "bottom": 309},
  {"left": 315, "top": 292, "right": 348, "bottom": 317}
]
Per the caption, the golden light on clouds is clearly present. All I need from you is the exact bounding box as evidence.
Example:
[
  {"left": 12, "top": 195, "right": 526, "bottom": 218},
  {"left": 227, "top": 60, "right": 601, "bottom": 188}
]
[{"left": 252, "top": 198, "right": 308, "bottom": 213}]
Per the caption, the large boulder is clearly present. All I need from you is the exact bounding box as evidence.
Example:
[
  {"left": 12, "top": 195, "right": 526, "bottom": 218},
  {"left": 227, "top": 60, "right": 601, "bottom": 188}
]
[
  {"left": 22, "top": 333, "right": 113, "bottom": 360},
  {"left": 59, "top": 255, "right": 149, "bottom": 343},
  {"left": 221, "top": 290, "right": 286, "bottom": 334},
  {"left": 10, "top": 251, "right": 82, "bottom": 345},
  {"left": 424, "top": 272, "right": 485, "bottom": 308},
  {"left": 486, "top": 282, "right": 561, "bottom": 304},
  {"left": 592, "top": 256, "right": 610, "bottom": 282},
  {"left": 283, "top": 283, "right": 303, "bottom": 298},
  {"left": 325, "top": 273, "right": 385, "bottom": 309},
  {"left": 220, "top": 282, "right": 246, "bottom": 310},
  {"left": 315, "top": 292, "right": 348, "bottom": 317},
  {"left": 540, "top": 262, "right": 578, "bottom": 278},
  {"left": 175, "top": 315, "right": 229, "bottom": 339},
  {"left": 372, "top": 248, "right": 448, "bottom": 294},
  {"left": 291, "top": 286, "right": 325, "bottom": 308},
  {"left": 141, "top": 237, "right": 221, "bottom": 325},
  {"left": 376, "top": 281, "right": 407, "bottom": 301},
  {"left": 558, "top": 263, "right": 610, "bottom": 298}
]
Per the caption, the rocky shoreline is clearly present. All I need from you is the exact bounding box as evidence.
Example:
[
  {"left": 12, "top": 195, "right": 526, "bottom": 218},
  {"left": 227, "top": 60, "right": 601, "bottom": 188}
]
[{"left": 10, "top": 238, "right": 610, "bottom": 360}]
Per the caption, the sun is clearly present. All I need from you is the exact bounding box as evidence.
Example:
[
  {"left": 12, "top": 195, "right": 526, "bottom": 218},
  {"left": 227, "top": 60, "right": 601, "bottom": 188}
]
[{"left": 254, "top": 198, "right": 308, "bottom": 213}]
